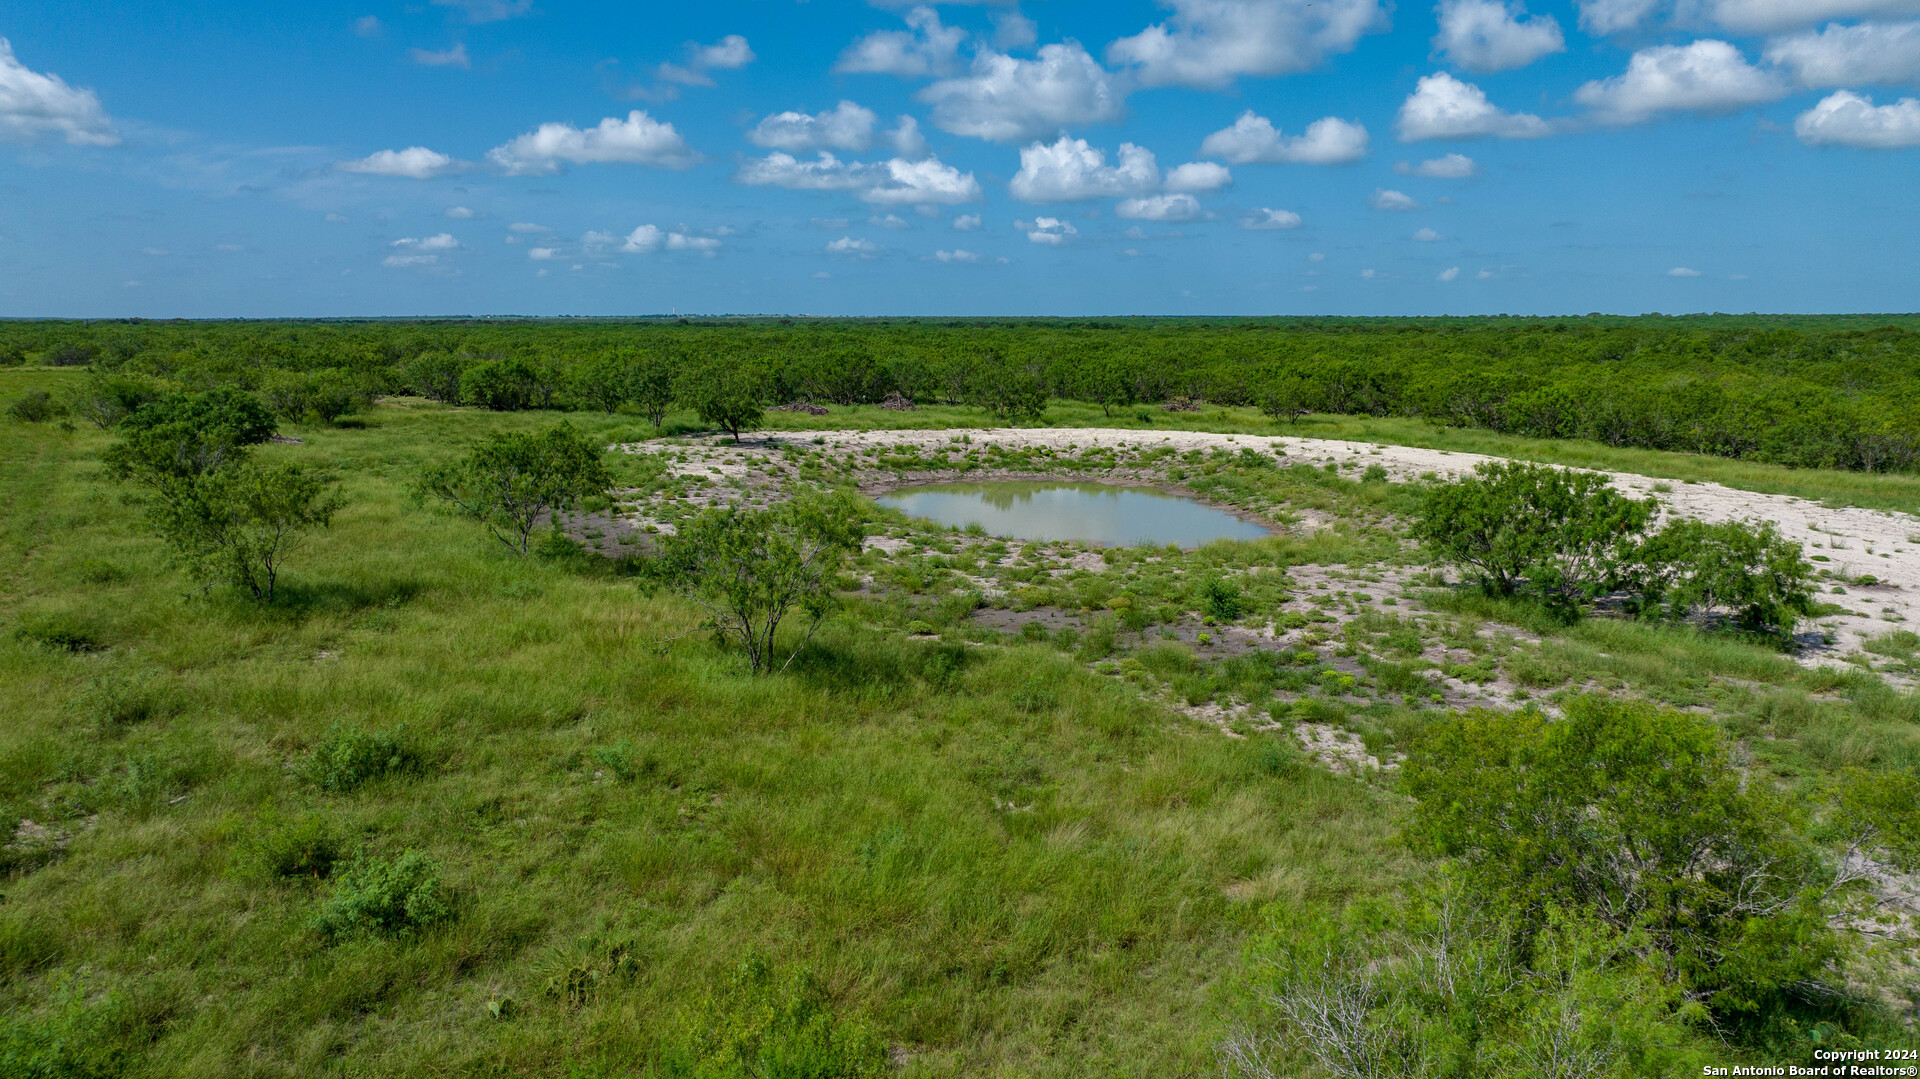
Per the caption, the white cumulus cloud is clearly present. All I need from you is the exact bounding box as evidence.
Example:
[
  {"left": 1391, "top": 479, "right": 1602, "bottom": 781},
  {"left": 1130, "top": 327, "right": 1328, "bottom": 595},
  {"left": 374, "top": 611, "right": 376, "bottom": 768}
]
[
  {"left": 1107, "top": 0, "right": 1391, "bottom": 89},
  {"left": 1019, "top": 217, "right": 1079, "bottom": 244},
  {"left": 748, "top": 101, "right": 878, "bottom": 152},
  {"left": 336, "top": 146, "right": 466, "bottom": 179},
  {"left": 1117, "top": 193, "right": 1203, "bottom": 220},
  {"left": 623, "top": 225, "right": 723, "bottom": 255},
  {"left": 1164, "top": 160, "right": 1234, "bottom": 191},
  {"left": 738, "top": 152, "right": 983, "bottom": 204},
  {"left": 445, "top": 206, "right": 475, "bottom": 219},
  {"left": 1699, "top": 0, "right": 1920, "bottom": 35},
  {"left": 655, "top": 35, "right": 756, "bottom": 87},
  {"left": 1396, "top": 152, "right": 1479, "bottom": 177},
  {"left": 1766, "top": 21, "right": 1920, "bottom": 87},
  {"left": 918, "top": 43, "right": 1124, "bottom": 142},
  {"left": 0, "top": 38, "right": 119, "bottom": 146},
  {"left": 486, "top": 111, "right": 699, "bottom": 174},
  {"left": 887, "top": 115, "right": 929, "bottom": 158},
  {"left": 1668, "top": 266, "right": 1702, "bottom": 276},
  {"left": 1438, "top": 266, "right": 1462, "bottom": 280},
  {"left": 1199, "top": 112, "right": 1369, "bottom": 164},
  {"left": 1241, "top": 207, "right": 1303, "bottom": 229},
  {"left": 1396, "top": 72, "right": 1553, "bottom": 140},
  {"left": 1371, "top": 188, "right": 1420, "bottom": 210},
  {"left": 827, "top": 236, "right": 881, "bottom": 256},
  {"left": 933, "top": 248, "right": 982, "bottom": 262},
  {"left": 1009, "top": 136, "right": 1160, "bottom": 201},
  {"left": 953, "top": 213, "right": 983, "bottom": 230},
  {"left": 837, "top": 6, "right": 968, "bottom": 77},
  {"left": 1574, "top": 40, "right": 1786, "bottom": 124},
  {"left": 1433, "top": 0, "right": 1565, "bottom": 72},
  {"left": 1414, "top": 227, "right": 1445, "bottom": 241},
  {"left": 1794, "top": 88, "right": 1920, "bottom": 146}
]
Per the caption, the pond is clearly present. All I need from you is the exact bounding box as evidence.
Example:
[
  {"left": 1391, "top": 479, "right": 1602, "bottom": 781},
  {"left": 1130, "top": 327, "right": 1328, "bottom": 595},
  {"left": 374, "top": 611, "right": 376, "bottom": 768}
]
[{"left": 875, "top": 481, "right": 1270, "bottom": 548}]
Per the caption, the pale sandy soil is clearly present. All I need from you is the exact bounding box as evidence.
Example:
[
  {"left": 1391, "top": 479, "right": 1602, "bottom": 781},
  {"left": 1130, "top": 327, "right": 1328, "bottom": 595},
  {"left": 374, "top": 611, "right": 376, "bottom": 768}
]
[{"left": 620, "top": 427, "right": 1920, "bottom": 674}]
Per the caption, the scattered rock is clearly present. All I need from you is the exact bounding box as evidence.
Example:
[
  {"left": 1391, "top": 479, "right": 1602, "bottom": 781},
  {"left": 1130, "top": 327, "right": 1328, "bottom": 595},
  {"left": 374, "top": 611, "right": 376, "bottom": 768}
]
[
  {"left": 771, "top": 401, "right": 830, "bottom": 416},
  {"left": 879, "top": 392, "right": 918, "bottom": 411}
]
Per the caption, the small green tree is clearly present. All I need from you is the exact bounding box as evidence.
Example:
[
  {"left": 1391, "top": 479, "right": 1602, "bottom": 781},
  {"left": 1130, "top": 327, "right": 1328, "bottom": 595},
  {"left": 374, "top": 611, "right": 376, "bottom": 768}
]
[
  {"left": 678, "top": 357, "right": 766, "bottom": 442},
  {"left": 1412, "top": 461, "right": 1656, "bottom": 612},
  {"left": 976, "top": 359, "right": 1049, "bottom": 424},
  {"left": 572, "top": 352, "right": 631, "bottom": 414},
  {"left": 147, "top": 462, "right": 340, "bottom": 601},
  {"left": 107, "top": 388, "right": 277, "bottom": 480},
  {"left": 649, "top": 492, "right": 865, "bottom": 673},
  {"left": 402, "top": 350, "right": 467, "bottom": 404},
  {"left": 1402, "top": 696, "right": 1842, "bottom": 1017},
  {"left": 63, "top": 370, "right": 162, "bottom": 429},
  {"left": 417, "top": 423, "right": 612, "bottom": 555},
  {"left": 629, "top": 348, "right": 677, "bottom": 427},
  {"left": 1255, "top": 371, "right": 1313, "bottom": 424},
  {"left": 1632, "top": 518, "right": 1814, "bottom": 640},
  {"left": 459, "top": 357, "right": 540, "bottom": 411}
]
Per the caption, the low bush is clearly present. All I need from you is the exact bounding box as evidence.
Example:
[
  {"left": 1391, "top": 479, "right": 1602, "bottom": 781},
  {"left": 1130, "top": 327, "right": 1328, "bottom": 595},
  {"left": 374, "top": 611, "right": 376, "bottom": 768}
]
[
  {"left": 653, "top": 955, "right": 887, "bottom": 1079},
  {"left": 7, "top": 388, "right": 62, "bottom": 423},
  {"left": 246, "top": 814, "right": 343, "bottom": 882},
  {"left": 309, "top": 850, "right": 449, "bottom": 939},
  {"left": 297, "top": 724, "right": 424, "bottom": 792}
]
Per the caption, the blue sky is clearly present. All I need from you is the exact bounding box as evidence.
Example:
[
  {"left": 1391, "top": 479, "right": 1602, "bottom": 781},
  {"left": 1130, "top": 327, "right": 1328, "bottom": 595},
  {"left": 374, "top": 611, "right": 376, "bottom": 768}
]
[{"left": 1, "top": 0, "right": 1916, "bottom": 317}]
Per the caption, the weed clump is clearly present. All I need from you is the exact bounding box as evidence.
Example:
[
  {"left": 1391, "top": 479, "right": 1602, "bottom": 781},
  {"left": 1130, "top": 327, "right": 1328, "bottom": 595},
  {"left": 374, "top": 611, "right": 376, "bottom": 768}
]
[
  {"left": 310, "top": 850, "right": 449, "bottom": 939},
  {"left": 297, "top": 724, "right": 423, "bottom": 792},
  {"left": 654, "top": 955, "right": 887, "bottom": 1079},
  {"left": 245, "top": 814, "right": 343, "bottom": 882}
]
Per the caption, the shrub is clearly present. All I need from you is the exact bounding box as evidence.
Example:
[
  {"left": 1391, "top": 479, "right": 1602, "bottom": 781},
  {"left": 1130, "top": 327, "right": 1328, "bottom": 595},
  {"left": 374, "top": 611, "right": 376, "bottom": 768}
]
[
  {"left": 1412, "top": 461, "right": 1656, "bottom": 613},
  {"left": 677, "top": 356, "right": 767, "bottom": 442},
  {"left": 647, "top": 492, "right": 866, "bottom": 674},
  {"left": 0, "top": 980, "right": 129, "bottom": 1079},
  {"left": 246, "top": 814, "right": 343, "bottom": 882},
  {"left": 459, "top": 357, "right": 541, "bottom": 411},
  {"left": 13, "top": 612, "right": 105, "bottom": 652},
  {"left": 1402, "top": 696, "right": 1842, "bottom": 1017},
  {"left": 63, "top": 372, "right": 162, "bottom": 429},
  {"left": 310, "top": 850, "right": 450, "bottom": 939},
  {"left": 417, "top": 423, "right": 612, "bottom": 556},
  {"left": 7, "top": 389, "right": 61, "bottom": 423},
  {"left": 1222, "top": 889, "right": 1708, "bottom": 1079},
  {"left": 1632, "top": 518, "right": 1814, "bottom": 640},
  {"left": 76, "top": 667, "right": 177, "bottom": 728},
  {"left": 654, "top": 955, "right": 888, "bottom": 1079},
  {"left": 1200, "top": 576, "right": 1244, "bottom": 621},
  {"left": 402, "top": 351, "right": 468, "bottom": 404},
  {"left": 108, "top": 388, "right": 277, "bottom": 481},
  {"left": 144, "top": 461, "right": 340, "bottom": 600},
  {"left": 298, "top": 724, "right": 423, "bottom": 792}
]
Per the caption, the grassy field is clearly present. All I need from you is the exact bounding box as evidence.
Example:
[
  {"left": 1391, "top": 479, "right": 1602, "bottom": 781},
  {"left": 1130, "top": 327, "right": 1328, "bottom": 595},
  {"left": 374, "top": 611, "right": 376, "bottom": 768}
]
[{"left": 3, "top": 366, "right": 1916, "bottom": 1075}]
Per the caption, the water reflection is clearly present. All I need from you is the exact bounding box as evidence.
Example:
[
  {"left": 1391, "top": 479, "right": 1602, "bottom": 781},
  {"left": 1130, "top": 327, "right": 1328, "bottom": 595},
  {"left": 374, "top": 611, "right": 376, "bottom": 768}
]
[{"left": 876, "top": 481, "right": 1269, "bottom": 547}]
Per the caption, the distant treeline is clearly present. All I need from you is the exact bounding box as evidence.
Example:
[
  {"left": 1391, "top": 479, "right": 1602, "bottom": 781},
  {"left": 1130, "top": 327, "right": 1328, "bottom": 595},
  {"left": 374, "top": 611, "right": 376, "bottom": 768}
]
[{"left": 5, "top": 315, "right": 1920, "bottom": 472}]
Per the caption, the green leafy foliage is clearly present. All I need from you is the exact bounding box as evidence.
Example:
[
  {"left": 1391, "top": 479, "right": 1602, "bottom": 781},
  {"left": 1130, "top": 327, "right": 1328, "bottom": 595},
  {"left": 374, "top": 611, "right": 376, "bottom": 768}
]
[
  {"left": 677, "top": 356, "right": 767, "bottom": 442},
  {"left": 1631, "top": 518, "right": 1815, "bottom": 639},
  {"left": 309, "top": 849, "right": 450, "bottom": 939},
  {"left": 1412, "top": 462, "right": 1657, "bottom": 611},
  {"left": 402, "top": 350, "right": 468, "bottom": 404},
  {"left": 297, "top": 723, "right": 424, "bottom": 792},
  {"left": 417, "top": 423, "right": 612, "bottom": 555},
  {"left": 244, "top": 813, "right": 343, "bottom": 881},
  {"left": 1401, "top": 696, "right": 1842, "bottom": 1017},
  {"left": 106, "top": 387, "right": 276, "bottom": 480},
  {"left": 7, "top": 388, "right": 61, "bottom": 423},
  {"left": 651, "top": 955, "right": 888, "bottom": 1079},
  {"left": 62, "top": 371, "right": 162, "bottom": 429},
  {"left": 1200, "top": 576, "right": 1244, "bottom": 621},
  {"left": 648, "top": 491, "right": 866, "bottom": 673},
  {"left": 1224, "top": 888, "right": 1707, "bottom": 1079},
  {"left": 0, "top": 981, "right": 129, "bottom": 1079},
  {"left": 143, "top": 461, "right": 340, "bottom": 600}
]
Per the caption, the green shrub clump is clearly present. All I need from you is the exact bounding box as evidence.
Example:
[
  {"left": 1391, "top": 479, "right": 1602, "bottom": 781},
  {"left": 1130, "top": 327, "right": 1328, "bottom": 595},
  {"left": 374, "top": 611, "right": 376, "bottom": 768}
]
[
  {"left": 653, "top": 955, "right": 887, "bottom": 1079},
  {"left": 297, "top": 724, "right": 423, "bottom": 792},
  {"left": 310, "top": 850, "right": 449, "bottom": 939}
]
